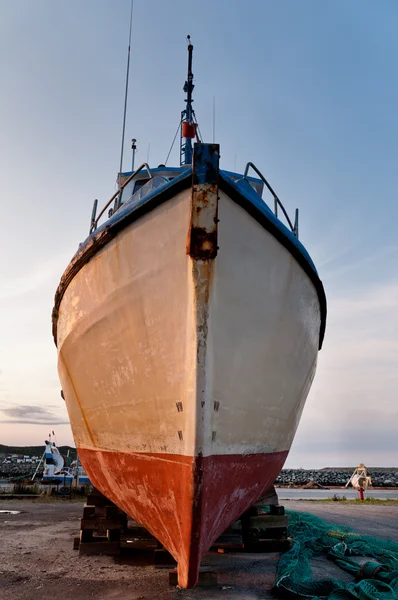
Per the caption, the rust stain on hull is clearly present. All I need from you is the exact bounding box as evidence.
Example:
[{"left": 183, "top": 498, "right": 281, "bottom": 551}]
[
  {"left": 187, "top": 144, "right": 219, "bottom": 260},
  {"left": 188, "top": 222, "right": 218, "bottom": 259}
]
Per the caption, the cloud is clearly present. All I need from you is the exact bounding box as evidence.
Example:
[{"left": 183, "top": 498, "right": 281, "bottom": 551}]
[
  {"left": 0, "top": 253, "right": 70, "bottom": 301},
  {"left": 0, "top": 404, "right": 69, "bottom": 425},
  {"left": 289, "top": 278, "right": 398, "bottom": 468},
  {"left": 323, "top": 246, "right": 398, "bottom": 282},
  {"left": 331, "top": 283, "right": 398, "bottom": 314}
]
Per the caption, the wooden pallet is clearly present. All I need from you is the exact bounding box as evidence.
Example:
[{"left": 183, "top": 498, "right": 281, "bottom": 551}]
[
  {"left": 75, "top": 487, "right": 292, "bottom": 566},
  {"left": 239, "top": 492, "right": 293, "bottom": 553},
  {"left": 77, "top": 488, "right": 127, "bottom": 556}
]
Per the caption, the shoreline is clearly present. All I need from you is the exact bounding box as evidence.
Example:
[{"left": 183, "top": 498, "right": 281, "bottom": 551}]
[{"left": 276, "top": 485, "right": 398, "bottom": 490}]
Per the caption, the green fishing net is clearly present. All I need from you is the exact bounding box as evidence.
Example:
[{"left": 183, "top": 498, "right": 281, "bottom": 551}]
[{"left": 273, "top": 511, "right": 398, "bottom": 599}]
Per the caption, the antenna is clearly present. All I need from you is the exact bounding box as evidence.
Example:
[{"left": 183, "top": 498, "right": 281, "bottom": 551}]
[
  {"left": 212, "top": 95, "right": 216, "bottom": 144},
  {"left": 131, "top": 138, "right": 137, "bottom": 171},
  {"left": 118, "top": 0, "right": 134, "bottom": 179},
  {"left": 180, "top": 35, "right": 197, "bottom": 166}
]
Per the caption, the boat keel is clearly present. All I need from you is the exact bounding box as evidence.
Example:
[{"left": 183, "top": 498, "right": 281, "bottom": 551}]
[{"left": 78, "top": 447, "right": 287, "bottom": 587}]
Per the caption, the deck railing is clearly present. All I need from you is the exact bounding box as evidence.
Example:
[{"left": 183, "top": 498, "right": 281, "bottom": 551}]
[
  {"left": 243, "top": 162, "right": 299, "bottom": 239},
  {"left": 89, "top": 163, "right": 153, "bottom": 234},
  {"left": 89, "top": 160, "right": 299, "bottom": 240}
]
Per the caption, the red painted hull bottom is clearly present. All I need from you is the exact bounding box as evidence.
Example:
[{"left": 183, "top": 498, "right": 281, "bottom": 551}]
[{"left": 79, "top": 448, "right": 288, "bottom": 588}]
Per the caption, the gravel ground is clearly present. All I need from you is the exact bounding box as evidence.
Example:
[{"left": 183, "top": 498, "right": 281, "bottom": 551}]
[{"left": 0, "top": 499, "right": 397, "bottom": 600}]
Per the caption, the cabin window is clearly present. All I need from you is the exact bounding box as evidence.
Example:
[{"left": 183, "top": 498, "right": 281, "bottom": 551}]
[{"left": 133, "top": 179, "right": 150, "bottom": 193}]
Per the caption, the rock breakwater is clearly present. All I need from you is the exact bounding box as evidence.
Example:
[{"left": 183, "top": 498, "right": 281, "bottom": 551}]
[{"left": 276, "top": 468, "right": 398, "bottom": 488}]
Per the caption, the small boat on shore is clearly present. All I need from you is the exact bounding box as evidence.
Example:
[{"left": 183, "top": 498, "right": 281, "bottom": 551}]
[
  {"left": 53, "top": 38, "right": 326, "bottom": 587},
  {"left": 36, "top": 435, "right": 90, "bottom": 486}
]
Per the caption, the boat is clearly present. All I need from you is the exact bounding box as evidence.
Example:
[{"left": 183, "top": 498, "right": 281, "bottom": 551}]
[
  {"left": 52, "top": 37, "right": 326, "bottom": 587},
  {"left": 36, "top": 434, "right": 90, "bottom": 486}
]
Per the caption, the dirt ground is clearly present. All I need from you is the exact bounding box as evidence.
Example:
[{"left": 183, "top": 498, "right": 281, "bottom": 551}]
[{"left": 0, "top": 499, "right": 397, "bottom": 600}]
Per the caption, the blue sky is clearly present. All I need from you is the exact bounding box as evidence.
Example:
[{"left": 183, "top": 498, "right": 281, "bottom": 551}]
[{"left": 0, "top": 1, "right": 397, "bottom": 467}]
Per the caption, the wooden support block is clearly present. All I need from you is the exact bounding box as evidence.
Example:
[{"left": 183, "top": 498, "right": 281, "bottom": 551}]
[
  {"left": 105, "top": 506, "right": 120, "bottom": 519},
  {"left": 87, "top": 493, "right": 114, "bottom": 507},
  {"left": 169, "top": 567, "right": 218, "bottom": 587},
  {"left": 252, "top": 486, "right": 279, "bottom": 508},
  {"left": 270, "top": 504, "right": 285, "bottom": 516},
  {"left": 82, "top": 505, "right": 96, "bottom": 519},
  {"left": 120, "top": 539, "right": 158, "bottom": 551},
  {"left": 244, "top": 538, "right": 293, "bottom": 553},
  {"left": 73, "top": 536, "right": 80, "bottom": 550},
  {"left": 241, "top": 509, "right": 290, "bottom": 551},
  {"left": 80, "top": 529, "right": 93, "bottom": 543},
  {"left": 81, "top": 518, "right": 124, "bottom": 530},
  {"left": 212, "top": 542, "right": 244, "bottom": 552},
  {"left": 260, "top": 527, "right": 288, "bottom": 540},
  {"left": 249, "top": 514, "right": 288, "bottom": 530},
  {"left": 119, "top": 512, "right": 128, "bottom": 532},
  {"left": 107, "top": 529, "right": 121, "bottom": 542},
  {"left": 79, "top": 541, "right": 120, "bottom": 556},
  {"left": 125, "top": 525, "right": 155, "bottom": 539},
  {"left": 128, "top": 519, "right": 141, "bottom": 528},
  {"left": 245, "top": 527, "right": 288, "bottom": 544},
  {"left": 92, "top": 506, "right": 107, "bottom": 517},
  {"left": 214, "top": 532, "right": 242, "bottom": 545}
]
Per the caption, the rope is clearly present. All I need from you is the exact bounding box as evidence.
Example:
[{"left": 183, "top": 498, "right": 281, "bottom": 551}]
[
  {"left": 192, "top": 111, "right": 203, "bottom": 142},
  {"left": 274, "top": 511, "right": 398, "bottom": 599},
  {"left": 165, "top": 120, "right": 182, "bottom": 165}
]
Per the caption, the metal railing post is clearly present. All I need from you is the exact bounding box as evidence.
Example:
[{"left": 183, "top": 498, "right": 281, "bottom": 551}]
[
  {"left": 243, "top": 163, "right": 299, "bottom": 238},
  {"left": 89, "top": 163, "right": 153, "bottom": 233},
  {"left": 294, "top": 208, "right": 299, "bottom": 240},
  {"left": 90, "top": 199, "right": 98, "bottom": 234},
  {"left": 274, "top": 196, "right": 278, "bottom": 218}
]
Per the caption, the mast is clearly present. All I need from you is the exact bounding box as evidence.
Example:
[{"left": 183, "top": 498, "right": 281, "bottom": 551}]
[
  {"left": 118, "top": 0, "right": 134, "bottom": 178},
  {"left": 180, "top": 35, "right": 197, "bottom": 165}
]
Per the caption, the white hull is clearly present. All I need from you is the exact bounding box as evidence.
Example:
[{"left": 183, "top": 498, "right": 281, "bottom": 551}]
[
  {"left": 57, "top": 188, "right": 320, "bottom": 460},
  {"left": 53, "top": 145, "right": 324, "bottom": 586}
]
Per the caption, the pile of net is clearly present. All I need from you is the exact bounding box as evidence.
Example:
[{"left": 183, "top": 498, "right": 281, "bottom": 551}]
[{"left": 273, "top": 511, "right": 398, "bottom": 599}]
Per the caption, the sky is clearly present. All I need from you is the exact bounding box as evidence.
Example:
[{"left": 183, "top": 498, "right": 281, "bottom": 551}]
[{"left": 0, "top": 1, "right": 397, "bottom": 468}]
